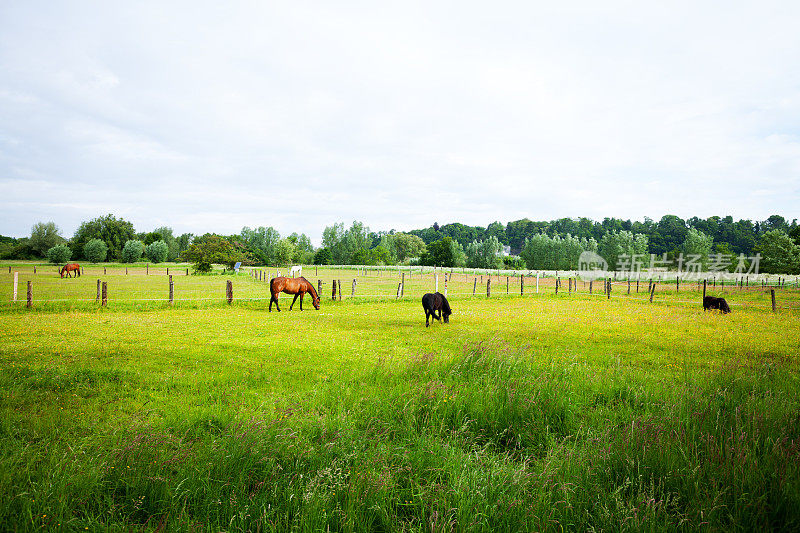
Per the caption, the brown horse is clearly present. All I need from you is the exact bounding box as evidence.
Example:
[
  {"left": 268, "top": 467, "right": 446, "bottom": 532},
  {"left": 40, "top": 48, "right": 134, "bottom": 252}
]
[
  {"left": 269, "top": 276, "right": 320, "bottom": 312},
  {"left": 60, "top": 263, "right": 81, "bottom": 278}
]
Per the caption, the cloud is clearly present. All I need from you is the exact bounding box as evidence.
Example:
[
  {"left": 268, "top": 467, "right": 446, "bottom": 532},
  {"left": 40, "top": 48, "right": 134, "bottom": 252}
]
[{"left": 1, "top": 1, "right": 799, "bottom": 243}]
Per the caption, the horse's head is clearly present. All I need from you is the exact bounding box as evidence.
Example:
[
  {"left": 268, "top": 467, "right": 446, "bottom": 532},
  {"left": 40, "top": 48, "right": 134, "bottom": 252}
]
[
  {"left": 59, "top": 266, "right": 65, "bottom": 278},
  {"left": 312, "top": 295, "right": 320, "bottom": 310}
]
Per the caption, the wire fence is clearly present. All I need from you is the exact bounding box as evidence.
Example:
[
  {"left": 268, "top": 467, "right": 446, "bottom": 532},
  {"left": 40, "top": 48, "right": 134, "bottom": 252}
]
[{"left": 3, "top": 264, "right": 799, "bottom": 313}]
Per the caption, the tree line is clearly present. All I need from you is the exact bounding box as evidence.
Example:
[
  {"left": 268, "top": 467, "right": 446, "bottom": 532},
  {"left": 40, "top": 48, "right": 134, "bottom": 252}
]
[{"left": 1, "top": 213, "right": 798, "bottom": 274}]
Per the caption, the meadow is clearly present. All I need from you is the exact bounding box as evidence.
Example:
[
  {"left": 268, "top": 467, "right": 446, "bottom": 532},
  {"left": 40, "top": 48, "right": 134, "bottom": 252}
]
[{"left": 1, "top": 263, "right": 799, "bottom": 531}]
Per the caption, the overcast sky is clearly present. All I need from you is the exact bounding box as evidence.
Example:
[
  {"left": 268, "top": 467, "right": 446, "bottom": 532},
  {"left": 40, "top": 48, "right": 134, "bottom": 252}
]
[{"left": 1, "top": 1, "right": 799, "bottom": 244}]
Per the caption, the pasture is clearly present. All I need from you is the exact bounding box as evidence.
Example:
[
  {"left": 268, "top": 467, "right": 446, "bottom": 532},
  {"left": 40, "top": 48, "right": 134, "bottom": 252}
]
[{"left": 1, "top": 263, "right": 800, "bottom": 531}]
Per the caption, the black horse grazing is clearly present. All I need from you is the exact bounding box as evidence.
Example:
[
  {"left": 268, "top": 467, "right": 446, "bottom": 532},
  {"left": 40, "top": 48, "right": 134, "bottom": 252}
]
[
  {"left": 422, "top": 292, "right": 452, "bottom": 327},
  {"left": 703, "top": 296, "right": 731, "bottom": 314}
]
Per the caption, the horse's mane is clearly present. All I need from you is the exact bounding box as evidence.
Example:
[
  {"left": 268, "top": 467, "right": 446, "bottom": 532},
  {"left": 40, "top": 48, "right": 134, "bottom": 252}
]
[
  {"left": 438, "top": 292, "right": 451, "bottom": 314},
  {"left": 300, "top": 277, "right": 319, "bottom": 299}
]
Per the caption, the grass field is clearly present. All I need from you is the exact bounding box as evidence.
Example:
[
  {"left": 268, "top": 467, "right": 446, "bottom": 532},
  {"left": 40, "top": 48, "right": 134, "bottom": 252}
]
[{"left": 1, "top": 263, "right": 800, "bottom": 531}]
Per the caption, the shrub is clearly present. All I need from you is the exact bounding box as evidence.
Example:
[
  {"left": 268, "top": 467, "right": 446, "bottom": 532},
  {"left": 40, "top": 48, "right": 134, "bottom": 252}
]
[
  {"left": 84, "top": 239, "right": 108, "bottom": 263},
  {"left": 122, "top": 240, "right": 145, "bottom": 263},
  {"left": 145, "top": 240, "right": 169, "bottom": 263},
  {"left": 46, "top": 244, "right": 72, "bottom": 264}
]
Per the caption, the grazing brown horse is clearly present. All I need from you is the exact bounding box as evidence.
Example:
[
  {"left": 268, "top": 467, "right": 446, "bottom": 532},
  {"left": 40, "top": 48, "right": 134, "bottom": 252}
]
[
  {"left": 60, "top": 263, "right": 81, "bottom": 278},
  {"left": 269, "top": 276, "right": 320, "bottom": 312}
]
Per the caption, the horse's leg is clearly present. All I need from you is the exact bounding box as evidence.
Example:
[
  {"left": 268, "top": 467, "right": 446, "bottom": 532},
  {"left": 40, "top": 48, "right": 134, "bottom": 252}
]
[
  {"left": 425, "top": 309, "right": 430, "bottom": 327},
  {"left": 299, "top": 292, "right": 304, "bottom": 311},
  {"left": 270, "top": 293, "right": 280, "bottom": 312},
  {"left": 290, "top": 293, "right": 299, "bottom": 311}
]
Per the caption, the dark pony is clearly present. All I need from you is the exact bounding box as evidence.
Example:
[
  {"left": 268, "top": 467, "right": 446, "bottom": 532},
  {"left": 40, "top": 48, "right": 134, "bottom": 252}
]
[
  {"left": 60, "top": 263, "right": 81, "bottom": 278},
  {"left": 703, "top": 296, "right": 731, "bottom": 314},
  {"left": 421, "top": 292, "right": 452, "bottom": 327},
  {"left": 269, "top": 276, "right": 320, "bottom": 312}
]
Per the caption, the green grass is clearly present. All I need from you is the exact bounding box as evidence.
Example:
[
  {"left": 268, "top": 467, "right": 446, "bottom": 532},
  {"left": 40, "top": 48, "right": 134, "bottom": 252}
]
[{"left": 1, "top": 267, "right": 799, "bottom": 531}]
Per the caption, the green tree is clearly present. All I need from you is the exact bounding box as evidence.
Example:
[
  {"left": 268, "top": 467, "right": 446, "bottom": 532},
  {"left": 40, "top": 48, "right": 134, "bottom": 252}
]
[
  {"left": 273, "top": 239, "right": 297, "bottom": 266},
  {"left": 143, "top": 231, "right": 162, "bottom": 246},
  {"left": 122, "top": 240, "right": 145, "bottom": 263},
  {"left": 598, "top": 231, "right": 648, "bottom": 271},
  {"left": 145, "top": 240, "right": 169, "bottom": 263},
  {"left": 46, "top": 244, "right": 71, "bottom": 264},
  {"left": 520, "top": 233, "right": 599, "bottom": 270},
  {"left": 754, "top": 230, "right": 800, "bottom": 274},
  {"left": 322, "top": 221, "right": 372, "bottom": 264},
  {"left": 465, "top": 236, "right": 503, "bottom": 269},
  {"left": 682, "top": 228, "right": 714, "bottom": 270},
  {"left": 30, "top": 221, "right": 64, "bottom": 257},
  {"left": 152, "top": 227, "right": 180, "bottom": 261},
  {"left": 72, "top": 214, "right": 135, "bottom": 261},
  {"left": 379, "top": 233, "right": 426, "bottom": 264},
  {"left": 483, "top": 222, "right": 507, "bottom": 245},
  {"left": 313, "top": 248, "right": 331, "bottom": 265},
  {"left": 181, "top": 234, "right": 244, "bottom": 273},
  {"left": 241, "top": 226, "right": 281, "bottom": 265},
  {"left": 419, "top": 237, "right": 466, "bottom": 267},
  {"left": 83, "top": 239, "right": 108, "bottom": 263},
  {"left": 649, "top": 215, "right": 688, "bottom": 256}
]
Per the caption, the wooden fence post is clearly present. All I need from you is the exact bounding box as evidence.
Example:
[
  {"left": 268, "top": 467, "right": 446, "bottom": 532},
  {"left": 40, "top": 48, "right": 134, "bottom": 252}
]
[
  {"left": 169, "top": 275, "right": 174, "bottom": 305},
  {"left": 589, "top": 280, "right": 593, "bottom": 294},
  {"left": 520, "top": 275, "right": 524, "bottom": 295},
  {"left": 703, "top": 279, "right": 707, "bottom": 301},
  {"left": 351, "top": 279, "right": 356, "bottom": 298},
  {"left": 318, "top": 279, "right": 322, "bottom": 298},
  {"left": 338, "top": 280, "right": 342, "bottom": 300},
  {"left": 101, "top": 282, "right": 108, "bottom": 307},
  {"left": 607, "top": 279, "right": 611, "bottom": 299},
  {"left": 96, "top": 279, "right": 101, "bottom": 303},
  {"left": 486, "top": 279, "right": 491, "bottom": 298},
  {"left": 473, "top": 278, "right": 477, "bottom": 296},
  {"left": 555, "top": 278, "right": 559, "bottom": 295},
  {"left": 536, "top": 272, "right": 540, "bottom": 294},
  {"left": 627, "top": 279, "right": 631, "bottom": 294},
  {"left": 649, "top": 283, "right": 655, "bottom": 303},
  {"left": 104, "top": 267, "right": 107, "bottom": 275},
  {"left": 12, "top": 272, "right": 18, "bottom": 303},
  {"left": 33, "top": 266, "right": 36, "bottom": 274},
  {"left": 506, "top": 276, "right": 509, "bottom": 294},
  {"left": 332, "top": 279, "right": 337, "bottom": 300},
  {"left": 26, "top": 281, "right": 32, "bottom": 308},
  {"left": 146, "top": 265, "right": 149, "bottom": 275},
  {"left": 226, "top": 280, "right": 233, "bottom": 304},
  {"left": 186, "top": 268, "right": 189, "bottom": 276},
  {"left": 396, "top": 282, "right": 402, "bottom": 299},
  {"left": 676, "top": 275, "right": 679, "bottom": 293},
  {"left": 771, "top": 289, "right": 776, "bottom": 312}
]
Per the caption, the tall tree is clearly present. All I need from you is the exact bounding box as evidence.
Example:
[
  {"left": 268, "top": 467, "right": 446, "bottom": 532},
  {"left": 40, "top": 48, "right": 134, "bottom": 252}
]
[
  {"left": 682, "top": 228, "right": 714, "bottom": 270},
  {"left": 29, "top": 221, "right": 64, "bottom": 257},
  {"left": 755, "top": 230, "right": 800, "bottom": 274},
  {"left": 72, "top": 214, "right": 136, "bottom": 262}
]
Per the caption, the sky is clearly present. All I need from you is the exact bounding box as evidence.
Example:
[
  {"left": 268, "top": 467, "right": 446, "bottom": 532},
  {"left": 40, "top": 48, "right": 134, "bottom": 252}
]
[{"left": 1, "top": 1, "right": 799, "bottom": 245}]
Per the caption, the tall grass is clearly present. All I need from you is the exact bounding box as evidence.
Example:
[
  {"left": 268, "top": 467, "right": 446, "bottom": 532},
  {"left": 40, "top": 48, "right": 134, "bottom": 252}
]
[{"left": 1, "top": 296, "right": 798, "bottom": 530}]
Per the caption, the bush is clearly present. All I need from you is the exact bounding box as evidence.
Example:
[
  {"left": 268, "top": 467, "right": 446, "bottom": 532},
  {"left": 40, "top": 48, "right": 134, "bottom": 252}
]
[
  {"left": 84, "top": 239, "right": 108, "bottom": 263},
  {"left": 122, "top": 240, "right": 145, "bottom": 263},
  {"left": 46, "top": 244, "right": 72, "bottom": 264},
  {"left": 145, "top": 240, "right": 169, "bottom": 263}
]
